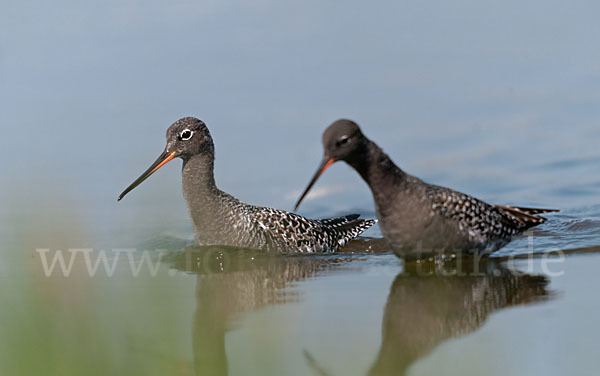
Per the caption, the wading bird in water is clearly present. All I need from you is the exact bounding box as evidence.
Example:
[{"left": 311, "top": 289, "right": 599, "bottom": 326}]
[
  {"left": 119, "top": 117, "right": 375, "bottom": 253},
  {"left": 294, "top": 119, "right": 557, "bottom": 258}
]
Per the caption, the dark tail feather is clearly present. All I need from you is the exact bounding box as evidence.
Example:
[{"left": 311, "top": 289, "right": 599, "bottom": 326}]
[
  {"left": 319, "top": 214, "right": 360, "bottom": 227},
  {"left": 495, "top": 205, "right": 559, "bottom": 226},
  {"left": 339, "top": 218, "right": 377, "bottom": 244},
  {"left": 506, "top": 206, "right": 560, "bottom": 215},
  {"left": 320, "top": 214, "right": 376, "bottom": 234},
  {"left": 320, "top": 214, "right": 377, "bottom": 247}
]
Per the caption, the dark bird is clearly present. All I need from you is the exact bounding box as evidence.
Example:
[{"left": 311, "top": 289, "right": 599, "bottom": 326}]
[
  {"left": 118, "top": 117, "right": 375, "bottom": 253},
  {"left": 294, "top": 119, "right": 557, "bottom": 258}
]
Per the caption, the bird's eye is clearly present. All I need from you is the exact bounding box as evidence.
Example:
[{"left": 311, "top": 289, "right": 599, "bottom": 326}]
[
  {"left": 180, "top": 129, "right": 193, "bottom": 140},
  {"left": 336, "top": 136, "right": 350, "bottom": 147}
]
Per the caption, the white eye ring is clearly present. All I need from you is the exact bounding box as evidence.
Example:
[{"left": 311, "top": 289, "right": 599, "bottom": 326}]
[
  {"left": 180, "top": 129, "right": 194, "bottom": 140},
  {"left": 337, "top": 135, "right": 351, "bottom": 146}
]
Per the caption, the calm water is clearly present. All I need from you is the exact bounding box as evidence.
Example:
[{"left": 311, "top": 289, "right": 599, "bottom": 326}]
[{"left": 2, "top": 0, "right": 600, "bottom": 375}]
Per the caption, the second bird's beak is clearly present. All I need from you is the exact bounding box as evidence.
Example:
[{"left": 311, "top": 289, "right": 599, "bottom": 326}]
[
  {"left": 293, "top": 157, "right": 336, "bottom": 211},
  {"left": 118, "top": 150, "right": 178, "bottom": 201}
]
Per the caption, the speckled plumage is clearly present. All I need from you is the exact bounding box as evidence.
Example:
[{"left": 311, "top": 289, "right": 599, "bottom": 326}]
[
  {"left": 208, "top": 194, "right": 375, "bottom": 253},
  {"left": 119, "top": 117, "right": 375, "bottom": 253},
  {"left": 295, "top": 119, "right": 557, "bottom": 257},
  {"left": 423, "top": 183, "right": 553, "bottom": 252}
]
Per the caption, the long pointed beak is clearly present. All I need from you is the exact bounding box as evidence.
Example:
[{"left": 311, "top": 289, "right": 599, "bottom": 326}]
[
  {"left": 293, "top": 157, "right": 335, "bottom": 211},
  {"left": 118, "top": 150, "right": 178, "bottom": 201}
]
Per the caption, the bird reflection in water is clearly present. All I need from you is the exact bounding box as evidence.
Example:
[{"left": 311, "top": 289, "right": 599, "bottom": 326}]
[
  {"left": 368, "top": 258, "right": 550, "bottom": 376},
  {"left": 168, "top": 246, "right": 361, "bottom": 375},
  {"left": 166, "top": 247, "right": 551, "bottom": 376}
]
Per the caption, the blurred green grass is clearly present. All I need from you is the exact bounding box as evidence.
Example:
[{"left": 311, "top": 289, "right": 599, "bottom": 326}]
[{"left": 0, "top": 205, "right": 199, "bottom": 376}]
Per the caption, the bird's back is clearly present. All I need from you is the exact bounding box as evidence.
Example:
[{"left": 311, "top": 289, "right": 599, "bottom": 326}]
[{"left": 374, "top": 177, "right": 555, "bottom": 256}]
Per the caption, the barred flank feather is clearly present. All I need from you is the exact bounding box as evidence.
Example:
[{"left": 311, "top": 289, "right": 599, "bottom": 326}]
[
  {"left": 253, "top": 209, "right": 375, "bottom": 253},
  {"left": 427, "top": 185, "right": 557, "bottom": 243}
]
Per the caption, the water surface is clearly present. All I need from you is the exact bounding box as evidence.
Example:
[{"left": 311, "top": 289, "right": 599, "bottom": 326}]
[{"left": 1, "top": 0, "right": 600, "bottom": 375}]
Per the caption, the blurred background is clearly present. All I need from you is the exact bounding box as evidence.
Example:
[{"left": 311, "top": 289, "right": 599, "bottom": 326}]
[{"left": 1, "top": 1, "right": 599, "bottom": 375}]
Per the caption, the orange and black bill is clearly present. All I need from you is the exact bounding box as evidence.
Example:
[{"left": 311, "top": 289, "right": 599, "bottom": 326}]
[
  {"left": 117, "top": 150, "right": 177, "bottom": 201},
  {"left": 293, "top": 157, "right": 335, "bottom": 211}
]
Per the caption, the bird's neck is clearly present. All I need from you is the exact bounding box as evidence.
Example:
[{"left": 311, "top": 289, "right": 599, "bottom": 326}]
[
  {"left": 346, "top": 139, "right": 406, "bottom": 202},
  {"left": 182, "top": 153, "right": 234, "bottom": 245},
  {"left": 182, "top": 153, "right": 219, "bottom": 200}
]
